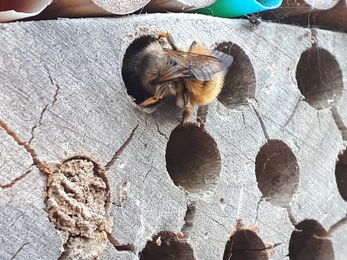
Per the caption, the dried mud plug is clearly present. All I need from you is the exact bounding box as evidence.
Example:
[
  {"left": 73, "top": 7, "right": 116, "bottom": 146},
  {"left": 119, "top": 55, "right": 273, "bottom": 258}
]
[{"left": 45, "top": 154, "right": 111, "bottom": 260}]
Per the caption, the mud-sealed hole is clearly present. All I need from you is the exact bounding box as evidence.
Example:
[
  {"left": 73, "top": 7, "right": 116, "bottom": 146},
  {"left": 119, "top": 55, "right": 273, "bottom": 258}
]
[
  {"left": 296, "top": 47, "right": 343, "bottom": 110},
  {"left": 289, "top": 219, "right": 335, "bottom": 260},
  {"left": 44, "top": 154, "right": 112, "bottom": 259},
  {"left": 223, "top": 229, "right": 269, "bottom": 260},
  {"left": 335, "top": 149, "right": 347, "bottom": 201},
  {"left": 122, "top": 35, "right": 158, "bottom": 104},
  {"left": 139, "top": 231, "right": 195, "bottom": 260},
  {"left": 166, "top": 123, "right": 221, "bottom": 194},
  {"left": 216, "top": 42, "right": 256, "bottom": 107},
  {"left": 255, "top": 140, "right": 299, "bottom": 207}
]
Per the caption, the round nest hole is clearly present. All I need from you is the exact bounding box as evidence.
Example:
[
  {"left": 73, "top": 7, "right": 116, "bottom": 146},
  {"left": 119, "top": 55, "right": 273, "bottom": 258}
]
[
  {"left": 335, "top": 149, "right": 347, "bottom": 201},
  {"left": 122, "top": 35, "right": 157, "bottom": 104},
  {"left": 216, "top": 42, "right": 256, "bottom": 107},
  {"left": 166, "top": 123, "right": 221, "bottom": 194},
  {"left": 139, "top": 231, "right": 195, "bottom": 260},
  {"left": 223, "top": 229, "right": 269, "bottom": 260},
  {"left": 255, "top": 140, "right": 299, "bottom": 207},
  {"left": 296, "top": 47, "right": 343, "bottom": 110},
  {"left": 289, "top": 219, "right": 335, "bottom": 260}
]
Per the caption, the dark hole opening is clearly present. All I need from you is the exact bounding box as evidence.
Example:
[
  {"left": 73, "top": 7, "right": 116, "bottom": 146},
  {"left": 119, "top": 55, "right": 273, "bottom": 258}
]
[
  {"left": 296, "top": 47, "right": 343, "bottom": 110},
  {"left": 255, "top": 140, "right": 299, "bottom": 207},
  {"left": 122, "top": 35, "right": 157, "bottom": 104},
  {"left": 166, "top": 123, "right": 221, "bottom": 194},
  {"left": 216, "top": 42, "right": 256, "bottom": 107}
]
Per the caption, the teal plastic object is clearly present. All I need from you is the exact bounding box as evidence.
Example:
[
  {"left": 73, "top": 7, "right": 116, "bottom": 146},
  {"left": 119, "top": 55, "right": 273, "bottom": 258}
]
[{"left": 192, "top": 0, "right": 282, "bottom": 18}]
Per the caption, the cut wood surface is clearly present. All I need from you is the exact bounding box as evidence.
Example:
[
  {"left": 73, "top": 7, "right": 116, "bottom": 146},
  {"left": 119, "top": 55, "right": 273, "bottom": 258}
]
[{"left": 0, "top": 13, "right": 347, "bottom": 260}]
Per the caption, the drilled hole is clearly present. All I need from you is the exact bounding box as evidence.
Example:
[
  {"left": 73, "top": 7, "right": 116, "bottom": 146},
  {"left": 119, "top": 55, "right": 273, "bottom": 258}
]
[
  {"left": 166, "top": 123, "right": 221, "bottom": 194},
  {"left": 139, "top": 231, "right": 195, "bottom": 260},
  {"left": 255, "top": 140, "right": 299, "bottom": 207},
  {"left": 335, "top": 149, "right": 347, "bottom": 201},
  {"left": 122, "top": 35, "right": 158, "bottom": 104},
  {"left": 223, "top": 229, "right": 269, "bottom": 260},
  {"left": 289, "top": 219, "right": 335, "bottom": 260},
  {"left": 216, "top": 42, "right": 256, "bottom": 107},
  {"left": 296, "top": 47, "right": 343, "bottom": 110}
]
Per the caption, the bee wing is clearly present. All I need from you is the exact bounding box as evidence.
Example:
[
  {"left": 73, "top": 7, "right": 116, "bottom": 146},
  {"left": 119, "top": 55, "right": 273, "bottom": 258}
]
[
  {"left": 157, "top": 49, "right": 233, "bottom": 83},
  {"left": 208, "top": 49, "right": 234, "bottom": 73}
]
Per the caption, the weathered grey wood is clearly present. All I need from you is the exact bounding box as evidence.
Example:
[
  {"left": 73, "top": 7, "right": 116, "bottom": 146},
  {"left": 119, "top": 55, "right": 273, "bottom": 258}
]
[
  {"left": 0, "top": 14, "right": 347, "bottom": 259},
  {"left": 144, "top": 0, "right": 215, "bottom": 12}
]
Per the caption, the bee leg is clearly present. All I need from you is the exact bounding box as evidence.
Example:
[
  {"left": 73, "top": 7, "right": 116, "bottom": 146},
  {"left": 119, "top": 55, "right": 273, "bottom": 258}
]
[
  {"left": 188, "top": 41, "right": 198, "bottom": 52},
  {"left": 197, "top": 105, "right": 208, "bottom": 128},
  {"left": 140, "top": 97, "right": 159, "bottom": 107},
  {"left": 158, "top": 31, "right": 177, "bottom": 50},
  {"left": 140, "top": 84, "right": 168, "bottom": 107},
  {"left": 182, "top": 104, "right": 194, "bottom": 124},
  {"left": 181, "top": 89, "right": 194, "bottom": 123},
  {"left": 182, "top": 88, "right": 189, "bottom": 106}
]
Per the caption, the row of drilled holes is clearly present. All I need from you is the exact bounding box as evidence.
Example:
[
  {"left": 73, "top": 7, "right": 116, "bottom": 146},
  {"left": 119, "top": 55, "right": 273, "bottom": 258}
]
[
  {"left": 139, "top": 219, "right": 334, "bottom": 259},
  {"left": 122, "top": 36, "right": 344, "bottom": 110},
  {"left": 165, "top": 124, "right": 347, "bottom": 207}
]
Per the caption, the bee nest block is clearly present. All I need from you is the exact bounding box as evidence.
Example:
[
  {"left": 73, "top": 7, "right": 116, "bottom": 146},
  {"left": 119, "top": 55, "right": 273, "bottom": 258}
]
[{"left": 1, "top": 13, "right": 347, "bottom": 260}]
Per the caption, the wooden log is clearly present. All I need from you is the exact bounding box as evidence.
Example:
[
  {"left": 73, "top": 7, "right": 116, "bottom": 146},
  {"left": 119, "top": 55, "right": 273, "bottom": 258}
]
[
  {"left": 143, "top": 0, "right": 215, "bottom": 12},
  {"left": 265, "top": 0, "right": 347, "bottom": 32},
  {"left": 37, "top": 0, "right": 150, "bottom": 19},
  {"left": 0, "top": 14, "right": 346, "bottom": 259},
  {"left": 0, "top": 0, "right": 52, "bottom": 22},
  {"left": 271, "top": 0, "right": 339, "bottom": 17}
]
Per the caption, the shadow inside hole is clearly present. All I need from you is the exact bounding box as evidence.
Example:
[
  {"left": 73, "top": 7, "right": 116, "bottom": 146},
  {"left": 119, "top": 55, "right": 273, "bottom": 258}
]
[
  {"left": 139, "top": 231, "right": 195, "bottom": 260},
  {"left": 296, "top": 47, "right": 343, "bottom": 110},
  {"left": 216, "top": 42, "right": 256, "bottom": 107},
  {"left": 255, "top": 140, "right": 299, "bottom": 207},
  {"left": 289, "top": 219, "right": 335, "bottom": 260},
  {"left": 166, "top": 123, "right": 221, "bottom": 194},
  {"left": 122, "top": 35, "right": 157, "bottom": 104},
  {"left": 223, "top": 229, "right": 269, "bottom": 260},
  {"left": 335, "top": 149, "right": 347, "bottom": 201}
]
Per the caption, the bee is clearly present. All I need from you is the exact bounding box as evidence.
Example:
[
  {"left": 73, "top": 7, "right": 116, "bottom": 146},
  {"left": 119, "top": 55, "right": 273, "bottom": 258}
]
[{"left": 131, "top": 32, "right": 233, "bottom": 123}]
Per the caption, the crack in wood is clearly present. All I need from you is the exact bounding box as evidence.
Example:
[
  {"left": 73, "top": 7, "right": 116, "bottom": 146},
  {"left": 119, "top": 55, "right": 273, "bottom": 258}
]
[
  {"left": 254, "top": 198, "right": 265, "bottom": 224},
  {"left": 104, "top": 124, "right": 139, "bottom": 172},
  {"left": 106, "top": 231, "right": 135, "bottom": 252},
  {"left": 328, "top": 212, "right": 347, "bottom": 236},
  {"left": 143, "top": 164, "right": 153, "bottom": 183},
  {"left": 284, "top": 97, "right": 301, "bottom": 128},
  {"left": 0, "top": 170, "right": 32, "bottom": 189},
  {"left": 28, "top": 104, "right": 49, "bottom": 144},
  {"left": 0, "top": 120, "right": 43, "bottom": 188},
  {"left": 0, "top": 120, "right": 42, "bottom": 167},
  {"left": 250, "top": 104, "right": 269, "bottom": 140},
  {"left": 10, "top": 242, "right": 30, "bottom": 260},
  {"left": 155, "top": 122, "right": 169, "bottom": 139},
  {"left": 331, "top": 106, "right": 347, "bottom": 140},
  {"left": 28, "top": 66, "right": 60, "bottom": 145}
]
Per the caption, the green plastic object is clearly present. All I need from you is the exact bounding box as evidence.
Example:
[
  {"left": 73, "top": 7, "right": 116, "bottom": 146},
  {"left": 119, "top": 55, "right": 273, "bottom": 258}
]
[{"left": 192, "top": 0, "right": 282, "bottom": 18}]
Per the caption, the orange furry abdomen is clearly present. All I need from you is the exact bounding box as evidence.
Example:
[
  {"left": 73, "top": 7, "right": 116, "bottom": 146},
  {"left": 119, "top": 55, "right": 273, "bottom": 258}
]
[{"left": 186, "top": 76, "right": 224, "bottom": 105}]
